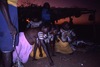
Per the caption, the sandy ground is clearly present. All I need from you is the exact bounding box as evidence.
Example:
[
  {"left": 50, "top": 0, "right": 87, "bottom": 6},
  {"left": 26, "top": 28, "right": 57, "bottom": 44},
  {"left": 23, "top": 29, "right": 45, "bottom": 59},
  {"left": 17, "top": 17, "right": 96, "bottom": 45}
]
[
  {"left": 24, "top": 45, "right": 100, "bottom": 67},
  {"left": 0, "top": 44, "right": 100, "bottom": 67}
]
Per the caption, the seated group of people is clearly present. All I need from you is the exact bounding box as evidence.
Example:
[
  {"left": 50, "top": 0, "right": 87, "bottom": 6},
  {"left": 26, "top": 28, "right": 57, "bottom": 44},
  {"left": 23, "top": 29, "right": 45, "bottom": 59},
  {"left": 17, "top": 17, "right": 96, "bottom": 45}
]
[
  {"left": 13, "top": 21, "right": 55, "bottom": 66},
  {"left": 14, "top": 20, "right": 89, "bottom": 66}
]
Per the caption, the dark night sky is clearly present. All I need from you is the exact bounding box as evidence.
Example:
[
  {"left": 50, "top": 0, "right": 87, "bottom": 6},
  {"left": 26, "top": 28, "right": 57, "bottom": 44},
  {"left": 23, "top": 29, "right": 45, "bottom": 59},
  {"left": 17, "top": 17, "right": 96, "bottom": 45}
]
[{"left": 17, "top": 0, "right": 100, "bottom": 24}]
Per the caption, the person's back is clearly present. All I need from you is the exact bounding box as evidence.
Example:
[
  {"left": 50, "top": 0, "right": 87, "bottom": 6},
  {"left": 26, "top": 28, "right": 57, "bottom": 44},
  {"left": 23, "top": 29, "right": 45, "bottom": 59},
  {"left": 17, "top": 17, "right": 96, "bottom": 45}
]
[
  {"left": 24, "top": 28, "right": 40, "bottom": 45},
  {"left": 0, "top": 4, "right": 19, "bottom": 50},
  {"left": 42, "top": 8, "right": 50, "bottom": 21},
  {"left": 0, "top": 0, "right": 19, "bottom": 67},
  {"left": 41, "top": 2, "right": 51, "bottom": 26}
]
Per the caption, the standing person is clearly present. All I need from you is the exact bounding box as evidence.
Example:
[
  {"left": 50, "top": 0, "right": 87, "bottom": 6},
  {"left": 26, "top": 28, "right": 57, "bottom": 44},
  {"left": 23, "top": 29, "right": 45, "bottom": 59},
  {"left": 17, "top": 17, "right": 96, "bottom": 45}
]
[
  {"left": 41, "top": 2, "right": 57, "bottom": 30},
  {"left": 0, "top": 0, "right": 19, "bottom": 67},
  {"left": 41, "top": 2, "right": 51, "bottom": 27}
]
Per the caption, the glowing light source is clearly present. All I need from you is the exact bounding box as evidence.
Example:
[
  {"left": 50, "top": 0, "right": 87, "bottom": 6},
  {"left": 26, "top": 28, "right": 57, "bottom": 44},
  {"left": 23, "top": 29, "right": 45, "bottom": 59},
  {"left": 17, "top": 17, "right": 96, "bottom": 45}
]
[{"left": 26, "top": 18, "right": 30, "bottom": 23}]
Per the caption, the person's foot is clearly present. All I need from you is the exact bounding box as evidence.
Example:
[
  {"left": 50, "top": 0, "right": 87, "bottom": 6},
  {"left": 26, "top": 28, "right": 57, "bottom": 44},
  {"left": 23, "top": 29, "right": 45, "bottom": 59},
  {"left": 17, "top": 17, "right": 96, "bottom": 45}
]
[
  {"left": 50, "top": 61, "right": 54, "bottom": 66},
  {"left": 12, "top": 60, "right": 24, "bottom": 67}
]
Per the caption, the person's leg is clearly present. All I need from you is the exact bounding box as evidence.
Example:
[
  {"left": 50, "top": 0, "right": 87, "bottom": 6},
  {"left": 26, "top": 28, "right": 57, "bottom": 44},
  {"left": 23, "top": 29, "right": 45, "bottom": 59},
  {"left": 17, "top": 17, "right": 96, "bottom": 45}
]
[
  {"left": 40, "top": 40, "right": 54, "bottom": 66},
  {"left": 37, "top": 38, "right": 43, "bottom": 57},
  {"left": 0, "top": 51, "right": 3, "bottom": 67},
  {"left": 51, "top": 37, "right": 56, "bottom": 56},
  {"left": 38, "top": 44, "right": 43, "bottom": 57},
  {"left": 2, "top": 51, "right": 12, "bottom": 67},
  {"left": 32, "top": 43, "right": 38, "bottom": 60}
]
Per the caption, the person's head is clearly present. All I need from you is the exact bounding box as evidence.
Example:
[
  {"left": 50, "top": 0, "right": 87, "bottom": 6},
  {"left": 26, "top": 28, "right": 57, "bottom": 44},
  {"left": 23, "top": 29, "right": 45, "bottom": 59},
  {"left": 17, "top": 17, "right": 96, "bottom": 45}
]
[
  {"left": 61, "top": 22, "right": 70, "bottom": 30},
  {"left": 43, "top": 2, "right": 50, "bottom": 9},
  {"left": 41, "top": 25, "right": 50, "bottom": 34}
]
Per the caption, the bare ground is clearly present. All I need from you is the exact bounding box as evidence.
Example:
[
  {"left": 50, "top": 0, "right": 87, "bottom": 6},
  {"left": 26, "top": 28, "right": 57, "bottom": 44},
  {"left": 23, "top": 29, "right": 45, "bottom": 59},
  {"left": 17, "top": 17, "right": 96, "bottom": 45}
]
[{"left": 24, "top": 45, "right": 100, "bottom": 67}]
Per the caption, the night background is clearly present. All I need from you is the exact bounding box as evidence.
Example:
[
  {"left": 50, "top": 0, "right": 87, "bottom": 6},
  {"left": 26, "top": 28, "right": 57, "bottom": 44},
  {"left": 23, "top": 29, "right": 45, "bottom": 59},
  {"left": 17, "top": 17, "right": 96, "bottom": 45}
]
[
  {"left": 17, "top": 0, "right": 100, "bottom": 44},
  {"left": 1, "top": 0, "right": 100, "bottom": 67},
  {"left": 16, "top": 1, "right": 100, "bottom": 66}
]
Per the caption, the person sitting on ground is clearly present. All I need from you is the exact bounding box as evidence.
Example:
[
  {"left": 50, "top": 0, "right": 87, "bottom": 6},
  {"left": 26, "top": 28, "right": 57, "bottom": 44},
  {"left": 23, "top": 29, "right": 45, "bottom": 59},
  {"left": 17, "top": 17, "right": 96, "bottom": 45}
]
[
  {"left": 60, "top": 22, "right": 76, "bottom": 51},
  {"left": 13, "top": 25, "right": 54, "bottom": 66}
]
